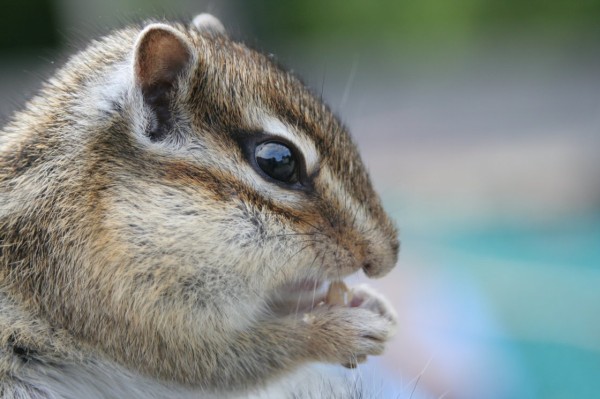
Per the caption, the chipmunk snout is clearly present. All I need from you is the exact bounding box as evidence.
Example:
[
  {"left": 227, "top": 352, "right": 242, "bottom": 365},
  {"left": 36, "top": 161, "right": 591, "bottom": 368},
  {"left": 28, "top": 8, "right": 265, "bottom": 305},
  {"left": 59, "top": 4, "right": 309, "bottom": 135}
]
[{"left": 361, "top": 238, "right": 399, "bottom": 278}]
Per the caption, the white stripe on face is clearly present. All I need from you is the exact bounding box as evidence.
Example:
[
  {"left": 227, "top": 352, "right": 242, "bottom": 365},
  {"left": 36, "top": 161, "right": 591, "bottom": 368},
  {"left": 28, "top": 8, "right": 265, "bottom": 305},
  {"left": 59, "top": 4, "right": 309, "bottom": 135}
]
[{"left": 259, "top": 116, "right": 319, "bottom": 175}]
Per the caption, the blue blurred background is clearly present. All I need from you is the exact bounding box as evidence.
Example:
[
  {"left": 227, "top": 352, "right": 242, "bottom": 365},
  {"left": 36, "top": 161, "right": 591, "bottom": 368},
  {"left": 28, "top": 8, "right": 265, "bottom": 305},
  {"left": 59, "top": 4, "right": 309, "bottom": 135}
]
[{"left": 1, "top": 1, "right": 599, "bottom": 398}]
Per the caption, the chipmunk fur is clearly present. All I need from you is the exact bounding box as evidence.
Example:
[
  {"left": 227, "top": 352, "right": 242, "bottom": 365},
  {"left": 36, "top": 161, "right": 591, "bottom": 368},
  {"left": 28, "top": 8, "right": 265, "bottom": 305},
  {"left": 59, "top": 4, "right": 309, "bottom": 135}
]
[{"left": 0, "top": 14, "right": 400, "bottom": 398}]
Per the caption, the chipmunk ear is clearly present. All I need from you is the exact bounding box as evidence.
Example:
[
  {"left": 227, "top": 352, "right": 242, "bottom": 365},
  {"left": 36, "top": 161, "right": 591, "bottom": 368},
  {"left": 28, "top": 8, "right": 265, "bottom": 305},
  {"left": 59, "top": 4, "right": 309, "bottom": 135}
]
[
  {"left": 192, "top": 13, "right": 226, "bottom": 35},
  {"left": 133, "top": 24, "right": 193, "bottom": 141}
]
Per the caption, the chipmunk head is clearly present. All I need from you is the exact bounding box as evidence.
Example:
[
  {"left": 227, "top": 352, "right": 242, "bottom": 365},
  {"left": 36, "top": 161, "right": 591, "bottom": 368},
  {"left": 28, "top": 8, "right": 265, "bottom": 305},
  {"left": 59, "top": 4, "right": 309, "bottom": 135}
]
[
  {"left": 102, "top": 15, "right": 399, "bottom": 284},
  {"left": 0, "top": 14, "right": 398, "bottom": 384}
]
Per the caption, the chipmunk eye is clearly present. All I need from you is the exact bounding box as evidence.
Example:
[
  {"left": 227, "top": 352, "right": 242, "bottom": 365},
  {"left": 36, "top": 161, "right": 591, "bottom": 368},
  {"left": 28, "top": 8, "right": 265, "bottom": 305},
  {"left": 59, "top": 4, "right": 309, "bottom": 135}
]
[{"left": 255, "top": 141, "right": 299, "bottom": 184}]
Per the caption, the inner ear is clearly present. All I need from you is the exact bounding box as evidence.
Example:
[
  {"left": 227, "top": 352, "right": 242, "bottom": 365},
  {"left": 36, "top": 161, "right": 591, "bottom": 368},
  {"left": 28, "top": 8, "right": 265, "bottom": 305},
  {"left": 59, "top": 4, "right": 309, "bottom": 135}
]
[{"left": 134, "top": 24, "right": 193, "bottom": 141}]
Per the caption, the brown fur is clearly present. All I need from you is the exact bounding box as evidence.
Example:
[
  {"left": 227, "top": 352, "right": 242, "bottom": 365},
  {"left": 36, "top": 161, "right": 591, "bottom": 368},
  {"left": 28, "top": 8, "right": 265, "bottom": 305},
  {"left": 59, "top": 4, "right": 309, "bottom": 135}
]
[{"left": 0, "top": 15, "right": 399, "bottom": 397}]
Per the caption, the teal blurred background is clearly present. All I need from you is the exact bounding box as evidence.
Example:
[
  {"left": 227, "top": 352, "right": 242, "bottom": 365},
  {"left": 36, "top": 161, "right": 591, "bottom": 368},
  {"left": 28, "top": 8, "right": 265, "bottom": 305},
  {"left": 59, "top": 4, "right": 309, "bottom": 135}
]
[{"left": 1, "top": 1, "right": 599, "bottom": 398}]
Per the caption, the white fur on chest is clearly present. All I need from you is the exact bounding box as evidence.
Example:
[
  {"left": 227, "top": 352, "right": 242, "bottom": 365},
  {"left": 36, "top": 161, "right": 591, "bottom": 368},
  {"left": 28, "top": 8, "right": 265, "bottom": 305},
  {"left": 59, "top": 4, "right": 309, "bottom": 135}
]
[{"left": 15, "top": 358, "right": 387, "bottom": 399}]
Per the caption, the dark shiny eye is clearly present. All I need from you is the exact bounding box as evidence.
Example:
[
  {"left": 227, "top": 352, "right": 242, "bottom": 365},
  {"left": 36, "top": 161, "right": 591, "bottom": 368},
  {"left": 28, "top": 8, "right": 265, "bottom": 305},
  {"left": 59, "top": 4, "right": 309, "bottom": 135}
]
[{"left": 255, "top": 141, "right": 298, "bottom": 184}]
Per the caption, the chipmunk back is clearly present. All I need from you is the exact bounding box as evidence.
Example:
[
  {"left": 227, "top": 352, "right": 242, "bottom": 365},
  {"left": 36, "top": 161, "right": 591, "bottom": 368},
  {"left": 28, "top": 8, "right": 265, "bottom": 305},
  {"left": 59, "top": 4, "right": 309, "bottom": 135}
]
[{"left": 0, "top": 14, "right": 400, "bottom": 398}]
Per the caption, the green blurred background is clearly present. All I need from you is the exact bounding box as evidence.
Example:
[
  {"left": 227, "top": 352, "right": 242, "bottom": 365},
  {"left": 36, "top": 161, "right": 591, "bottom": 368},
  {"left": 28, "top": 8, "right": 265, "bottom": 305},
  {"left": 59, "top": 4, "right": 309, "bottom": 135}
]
[{"left": 1, "top": 1, "right": 599, "bottom": 398}]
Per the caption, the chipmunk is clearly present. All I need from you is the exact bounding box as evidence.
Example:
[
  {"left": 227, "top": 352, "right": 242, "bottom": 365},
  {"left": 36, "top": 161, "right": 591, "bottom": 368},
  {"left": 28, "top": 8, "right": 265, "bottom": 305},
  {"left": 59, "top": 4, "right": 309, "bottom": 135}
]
[{"left": 0, "top": 13, "right": 400, "bottom": 398}]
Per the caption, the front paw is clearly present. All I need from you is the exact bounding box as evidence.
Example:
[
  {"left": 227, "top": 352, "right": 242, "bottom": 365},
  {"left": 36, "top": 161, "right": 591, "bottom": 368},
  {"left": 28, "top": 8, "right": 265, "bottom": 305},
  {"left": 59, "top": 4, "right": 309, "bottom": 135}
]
[
  {"left": 349, "top": 284, "right": 398, "bottom": 327},
  {"left": 305, "top": 295, "right": 396, "bottom": 367}
]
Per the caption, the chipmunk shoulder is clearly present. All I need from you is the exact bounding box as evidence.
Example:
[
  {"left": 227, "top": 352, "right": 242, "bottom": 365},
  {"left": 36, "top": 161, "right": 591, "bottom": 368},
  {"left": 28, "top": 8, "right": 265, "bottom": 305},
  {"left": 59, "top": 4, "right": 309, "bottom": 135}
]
[{"left": 0, "top": 14, "right": 400, "bottom": 398}]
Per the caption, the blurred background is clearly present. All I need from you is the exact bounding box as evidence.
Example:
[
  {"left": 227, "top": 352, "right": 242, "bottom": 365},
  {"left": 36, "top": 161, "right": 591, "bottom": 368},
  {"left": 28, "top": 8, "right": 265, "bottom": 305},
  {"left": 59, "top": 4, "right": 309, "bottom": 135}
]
[{"left": 1, "top": 1, "right": 599, "bottom": 398}]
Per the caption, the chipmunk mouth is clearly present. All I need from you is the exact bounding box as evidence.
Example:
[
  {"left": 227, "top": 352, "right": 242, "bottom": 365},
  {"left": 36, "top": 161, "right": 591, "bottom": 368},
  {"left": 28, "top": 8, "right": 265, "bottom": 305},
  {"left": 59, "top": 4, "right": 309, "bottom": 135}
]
[
  {"left": 286, "top": 279, "right": 325, "bottom": 293},
  {"left": 269, "top": 279, "right": 327, "bottom": 315},
  {"left": 272, "top": 279, "right": 362, "bottom": 315}
]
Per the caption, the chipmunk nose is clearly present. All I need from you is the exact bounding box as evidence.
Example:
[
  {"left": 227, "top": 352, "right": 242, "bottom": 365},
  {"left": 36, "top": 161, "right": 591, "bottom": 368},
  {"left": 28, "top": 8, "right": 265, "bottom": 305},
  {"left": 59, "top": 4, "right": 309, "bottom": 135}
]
[
  {"left": 362, "top": 259, "right": 393, "bottom": 278},
  {"left": 362, "top": 238, "right": 399, "bottom": 278},
  {"left": 362, "top": 262, "right": 377, "bottom": 277}
]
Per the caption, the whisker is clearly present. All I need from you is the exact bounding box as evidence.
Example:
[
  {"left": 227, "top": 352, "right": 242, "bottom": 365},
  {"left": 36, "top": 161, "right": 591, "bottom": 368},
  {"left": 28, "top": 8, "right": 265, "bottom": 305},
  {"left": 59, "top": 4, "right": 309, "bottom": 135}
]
[
  {"left": 291, "top": 251, "right": 323, "bottom": 322},
  {"left": 340, "top": 55, "right": 359, "bottom": 111},
  {"left": 310, "top": 275, "right": 319, "bottom": 309},
  {"left": 266, "top": 232, "right": 328, "bottom": 239}
]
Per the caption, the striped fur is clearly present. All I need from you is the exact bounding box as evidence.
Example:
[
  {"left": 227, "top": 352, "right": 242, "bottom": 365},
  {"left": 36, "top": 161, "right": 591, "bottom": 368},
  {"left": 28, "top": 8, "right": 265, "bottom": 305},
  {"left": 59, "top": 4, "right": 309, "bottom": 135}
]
[{"left": 0, "top": 14, "right": 399, "bottom": 398}]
